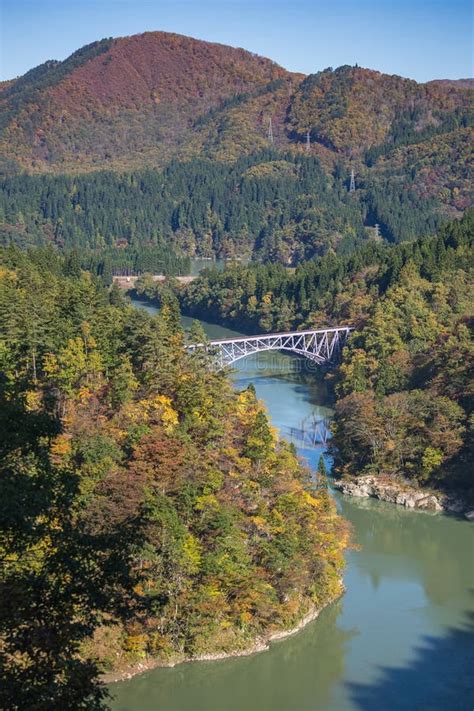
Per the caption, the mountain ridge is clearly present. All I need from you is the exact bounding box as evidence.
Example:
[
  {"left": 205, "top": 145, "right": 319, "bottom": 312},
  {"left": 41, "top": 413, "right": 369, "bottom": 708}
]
[
  {"left": 3, "top": 31, "right": 471, "bottom": 96},
  {"left": 0, "top": 31, "right": 472, "bottom": 176}
]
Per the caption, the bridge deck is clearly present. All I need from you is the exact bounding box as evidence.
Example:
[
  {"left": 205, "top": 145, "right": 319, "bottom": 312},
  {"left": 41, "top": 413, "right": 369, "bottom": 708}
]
[
  {"left": 188, "top": 326, "right": 354, "bottom": 369},
  {"left": 203, "top": 326, "right": 354, "bottom": 346}
]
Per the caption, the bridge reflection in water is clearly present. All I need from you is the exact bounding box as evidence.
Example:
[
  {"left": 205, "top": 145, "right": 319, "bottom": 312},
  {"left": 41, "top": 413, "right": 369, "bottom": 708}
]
[
  {"left": 188, "top": 327, "right": 353, "bottom": 370},
  {"left": 286, "top": 414, "right": 332, "bottom": 447}
]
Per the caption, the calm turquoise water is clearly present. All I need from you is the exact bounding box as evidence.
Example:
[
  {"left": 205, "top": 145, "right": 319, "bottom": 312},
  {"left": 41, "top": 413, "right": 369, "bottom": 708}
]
[{"left": 110, "top": 302, "right": 474, "bottom": 711}]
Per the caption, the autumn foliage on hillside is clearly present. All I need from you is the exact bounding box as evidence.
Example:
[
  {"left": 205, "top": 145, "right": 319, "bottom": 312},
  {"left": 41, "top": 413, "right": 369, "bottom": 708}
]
[
  {"left": 0, "top": 32, "right": 472, "bottom": 182},
  {"left": 332, "top": 215, "right": 473, "bottom": 494},
  {"left": 0, "top": 249, "right": 348, "bottom": 709},
  {"left": 288, "top": 65, "right": 473, "bottom": 154},
  {"left": 0, "top": 32, "right": 295, "bottom": 173}
]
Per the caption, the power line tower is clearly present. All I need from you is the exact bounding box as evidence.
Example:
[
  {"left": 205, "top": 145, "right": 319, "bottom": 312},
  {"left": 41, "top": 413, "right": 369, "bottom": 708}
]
[
  {"left": 267, "top": 117, "right": 274, "bottom": 145},
  {"left": 374, "top": 223, "right": 380, "bottom": 239},
  {"left": 349, "top": 168, "right": 356, "bottom": 193},
  {"left": 305, "top": 130, "right": 311, "bottom": 152}
]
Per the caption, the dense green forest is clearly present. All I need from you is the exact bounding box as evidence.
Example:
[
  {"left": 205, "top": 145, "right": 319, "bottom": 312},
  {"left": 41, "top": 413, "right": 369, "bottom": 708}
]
[
  {"left": 0, "top": 150, "right": 446, "bottom": 265},
  {"left": 180, "top": 212, "right": 473, "bottom": 329},
  {"left": 180, "top": 212, "right": 473, "bottom": 497},
  {"left": 79, "top": 245, "right": 190, "bottom": 281},
  {"left": 0, "top": 248, "right": 348, "bottom": 709}
]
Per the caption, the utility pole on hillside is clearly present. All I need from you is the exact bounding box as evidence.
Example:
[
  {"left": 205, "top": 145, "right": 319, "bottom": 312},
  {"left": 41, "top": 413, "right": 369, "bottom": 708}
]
[
  {"left": 305, "top": 130, "right": 311, "bottom": 152},
  {"left": 349, "top": 168, "right": 356, "bottom": 193},
  {"left": 268, "top": 117, "right": 274, "bottom": 144}
]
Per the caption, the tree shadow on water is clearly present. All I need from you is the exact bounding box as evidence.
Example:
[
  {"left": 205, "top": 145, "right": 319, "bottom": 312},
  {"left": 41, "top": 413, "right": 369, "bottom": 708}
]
[{"left": 347, "top": 611, "right": 474, "bottom": 711}]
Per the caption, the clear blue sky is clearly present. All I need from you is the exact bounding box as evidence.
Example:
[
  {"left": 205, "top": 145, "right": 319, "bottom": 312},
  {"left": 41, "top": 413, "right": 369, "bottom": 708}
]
[{"left": 1, "top": 0, "right": 473, "bottom": 82}]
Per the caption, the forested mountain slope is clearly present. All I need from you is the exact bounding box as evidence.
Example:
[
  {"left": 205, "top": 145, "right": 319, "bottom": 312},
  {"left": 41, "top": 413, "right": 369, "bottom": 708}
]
[
  {"left": 0, "top": 32, "right": 472, "bottom": 262},
  {"left": 0, "top": 148, "right": 466, "bottom": 263},
  {"left": 1, "top": 34, "right": 472, "bottom": 175},
  {"left": 0, "top": 32, "right": 295, "bottom": 174}
]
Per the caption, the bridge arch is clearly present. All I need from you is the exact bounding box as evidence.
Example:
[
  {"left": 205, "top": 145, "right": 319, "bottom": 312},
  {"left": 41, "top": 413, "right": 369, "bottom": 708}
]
[{"left": 188, "top": 327, "right": 353, "bottom": 369}]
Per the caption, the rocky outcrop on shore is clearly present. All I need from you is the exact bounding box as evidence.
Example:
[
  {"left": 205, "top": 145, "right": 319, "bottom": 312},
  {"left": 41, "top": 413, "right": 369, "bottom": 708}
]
[{"left": 332, "top": 475, "right": 469, "bottom": 515}]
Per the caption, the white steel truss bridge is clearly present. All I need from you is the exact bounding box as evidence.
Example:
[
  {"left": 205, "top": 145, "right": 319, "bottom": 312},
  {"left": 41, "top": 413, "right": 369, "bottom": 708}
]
[{"left": 188, "top": 327, "right": 353, "bottom": 369}]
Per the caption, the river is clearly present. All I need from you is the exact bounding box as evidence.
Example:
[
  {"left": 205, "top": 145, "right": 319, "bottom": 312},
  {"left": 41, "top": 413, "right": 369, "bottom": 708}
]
[{"left": 111, "top": 300, "right": 474, "bottom": 711}]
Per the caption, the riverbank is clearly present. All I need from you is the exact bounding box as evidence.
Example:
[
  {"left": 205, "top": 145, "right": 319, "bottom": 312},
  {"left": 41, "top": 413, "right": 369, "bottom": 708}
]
[
  {"left": 332, "top": 475, "right": 472, "bottom": 516},
  {"left": 102, "top": 588, "right": 343, "bottom": 685}
]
